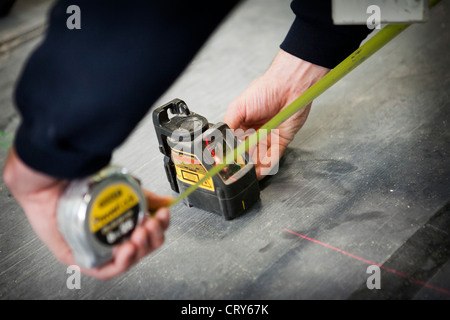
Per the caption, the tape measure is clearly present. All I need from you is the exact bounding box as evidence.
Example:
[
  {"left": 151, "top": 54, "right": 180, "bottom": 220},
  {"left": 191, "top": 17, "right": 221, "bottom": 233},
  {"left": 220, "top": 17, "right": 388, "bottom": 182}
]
[
  {"left": 57, "top": 165, "right": 147, "bottom": 269},
  {"left": 153, "top": 98, "right": 260, "bottom": 220}
]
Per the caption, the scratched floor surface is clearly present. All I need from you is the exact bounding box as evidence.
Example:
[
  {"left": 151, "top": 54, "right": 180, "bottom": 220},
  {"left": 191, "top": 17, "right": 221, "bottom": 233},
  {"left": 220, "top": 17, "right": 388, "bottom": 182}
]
[{"left": 0, "top": 0, "right": 449, "bottom": 300}]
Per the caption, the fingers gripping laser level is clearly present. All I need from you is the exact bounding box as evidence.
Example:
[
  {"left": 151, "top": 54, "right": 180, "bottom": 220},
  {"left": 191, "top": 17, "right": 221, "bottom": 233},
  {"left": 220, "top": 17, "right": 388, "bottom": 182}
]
[{"left": 153, "top": 99, "right": 260, "bottom": 220}]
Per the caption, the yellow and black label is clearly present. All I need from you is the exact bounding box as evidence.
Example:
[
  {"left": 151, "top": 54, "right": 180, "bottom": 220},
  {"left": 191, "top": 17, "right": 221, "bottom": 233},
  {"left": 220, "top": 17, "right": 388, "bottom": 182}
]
[
  {"left": 88, "top": 183, "right": 141, "bottom": 245},
  {"left": 171, "top": 148, "right": 214, "bottom": 191}
]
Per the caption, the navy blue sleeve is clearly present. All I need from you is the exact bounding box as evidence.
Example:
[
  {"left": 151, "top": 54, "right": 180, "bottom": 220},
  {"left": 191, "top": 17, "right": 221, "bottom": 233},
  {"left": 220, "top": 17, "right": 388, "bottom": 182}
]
[
  {"left": 280, "top": 1, "right": 372, "bottom": 69},
  {"left": 13, "top": 0, "right": 239, "bottom": 179}
]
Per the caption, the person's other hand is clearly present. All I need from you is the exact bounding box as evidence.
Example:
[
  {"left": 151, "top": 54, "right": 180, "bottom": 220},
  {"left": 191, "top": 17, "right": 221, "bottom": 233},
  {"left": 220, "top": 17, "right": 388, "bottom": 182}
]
[
  {"left": 3, "top": 147, "right": 172, "bottom": 280},
  {"left": 224, "top": 49, "right": 329, "bottom": 179}
]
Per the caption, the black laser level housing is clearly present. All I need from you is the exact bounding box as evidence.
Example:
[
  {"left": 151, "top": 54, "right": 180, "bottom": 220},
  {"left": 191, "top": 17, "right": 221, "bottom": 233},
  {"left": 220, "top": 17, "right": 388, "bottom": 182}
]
[{"left": 153, "top": 99, "right": 260, "bottom": 220}]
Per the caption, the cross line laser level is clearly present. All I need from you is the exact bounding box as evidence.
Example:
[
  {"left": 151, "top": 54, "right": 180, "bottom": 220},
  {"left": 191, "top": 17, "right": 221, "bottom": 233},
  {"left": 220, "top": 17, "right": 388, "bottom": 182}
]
[{"left": 153, "top": 99, "right": 260, "bottom": 220}]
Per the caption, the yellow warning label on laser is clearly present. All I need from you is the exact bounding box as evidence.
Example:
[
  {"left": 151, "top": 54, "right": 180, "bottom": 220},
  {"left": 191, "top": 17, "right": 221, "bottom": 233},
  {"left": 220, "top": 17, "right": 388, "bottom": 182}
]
[
  {"left": 171, "top": 148, "right": 215, "bottom": 191},
  {"left": 89, "top": 183, "right": 140, "bottom": 233}
]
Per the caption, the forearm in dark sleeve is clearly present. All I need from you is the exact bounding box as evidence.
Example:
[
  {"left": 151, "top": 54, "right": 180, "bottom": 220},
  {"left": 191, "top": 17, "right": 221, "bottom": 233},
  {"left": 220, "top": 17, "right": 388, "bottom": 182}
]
[
  {"left": 14, "top": 0, "right": 239, "bottom": 179},
  {"left": 280, "top": 0, "right": 372, "bottom": 69}
]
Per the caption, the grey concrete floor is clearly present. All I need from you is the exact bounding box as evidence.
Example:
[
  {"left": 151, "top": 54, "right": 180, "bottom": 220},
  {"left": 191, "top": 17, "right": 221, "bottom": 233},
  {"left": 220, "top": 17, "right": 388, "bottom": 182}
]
[{"left": 0, "top": 0, "right": 449, "bottom": 301}]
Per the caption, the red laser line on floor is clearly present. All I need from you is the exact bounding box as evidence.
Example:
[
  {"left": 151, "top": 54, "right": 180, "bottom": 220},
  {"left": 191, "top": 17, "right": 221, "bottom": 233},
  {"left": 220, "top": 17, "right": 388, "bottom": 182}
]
[{"left": 284, "top": 228, "right": 450, "bottom": 296}]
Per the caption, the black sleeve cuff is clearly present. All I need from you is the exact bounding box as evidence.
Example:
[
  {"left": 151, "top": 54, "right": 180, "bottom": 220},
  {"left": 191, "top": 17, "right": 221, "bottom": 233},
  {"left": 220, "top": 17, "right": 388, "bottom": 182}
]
[{"left": 280, "top": 1, "right": 372, "bottom": 69}]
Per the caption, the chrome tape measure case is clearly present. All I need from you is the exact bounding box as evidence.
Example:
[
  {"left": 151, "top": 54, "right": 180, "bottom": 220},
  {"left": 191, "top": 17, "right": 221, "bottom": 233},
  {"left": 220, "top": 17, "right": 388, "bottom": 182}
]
[
  {"left": 57, "top": 166, "right": 147, "bottom": 269},
  {"left": 153, "top": 98, "right": 260, "bottom": 220}
]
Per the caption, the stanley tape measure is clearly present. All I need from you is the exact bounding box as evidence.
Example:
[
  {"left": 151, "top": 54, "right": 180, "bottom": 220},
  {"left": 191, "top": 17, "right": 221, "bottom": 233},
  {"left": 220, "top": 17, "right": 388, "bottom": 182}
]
[{"left": 57, "top": 166, "right": 147, "bottom": 269}]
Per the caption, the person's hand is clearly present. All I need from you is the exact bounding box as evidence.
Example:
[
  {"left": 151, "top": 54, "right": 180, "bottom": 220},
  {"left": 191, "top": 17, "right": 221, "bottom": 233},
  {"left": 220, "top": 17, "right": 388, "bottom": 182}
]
[
  {"left": 224, "top": 49, "right": 329, "bottom": 179},
  {"left": 3, "top": 147, "right": 172, "bottom": 280}
]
